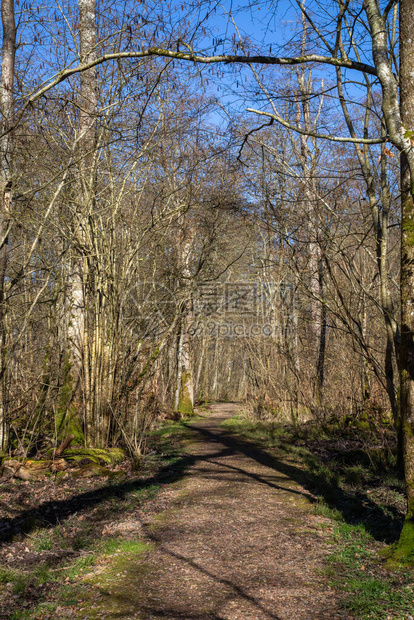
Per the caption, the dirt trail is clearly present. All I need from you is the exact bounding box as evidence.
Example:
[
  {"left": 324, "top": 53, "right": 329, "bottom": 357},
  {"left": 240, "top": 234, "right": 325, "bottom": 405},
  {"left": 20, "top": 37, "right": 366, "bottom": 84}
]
[{"left": 85, "top": 403, "right": 347, "bottom": 619}]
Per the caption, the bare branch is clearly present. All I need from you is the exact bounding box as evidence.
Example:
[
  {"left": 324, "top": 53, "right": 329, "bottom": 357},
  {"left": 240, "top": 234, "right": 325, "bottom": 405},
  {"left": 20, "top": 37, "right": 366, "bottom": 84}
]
[
  {"left": 24, "top": 49, "right": 377, "bottom": 106},
  {"left": 246, "top": 108, "right": 385, "bottom": 144}
]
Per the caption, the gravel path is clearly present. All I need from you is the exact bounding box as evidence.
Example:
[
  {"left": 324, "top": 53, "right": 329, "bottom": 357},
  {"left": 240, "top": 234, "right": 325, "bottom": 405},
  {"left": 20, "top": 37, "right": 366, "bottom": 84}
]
[{"left": 87, "top": 403, "right": 348, "bottom": 619}]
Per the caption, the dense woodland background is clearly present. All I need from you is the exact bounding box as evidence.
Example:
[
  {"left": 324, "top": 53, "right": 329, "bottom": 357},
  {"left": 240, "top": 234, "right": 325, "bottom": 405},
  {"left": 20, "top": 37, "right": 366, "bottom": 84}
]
[{"left": 0, "top": 0, "right": 402, "bottom": 464}]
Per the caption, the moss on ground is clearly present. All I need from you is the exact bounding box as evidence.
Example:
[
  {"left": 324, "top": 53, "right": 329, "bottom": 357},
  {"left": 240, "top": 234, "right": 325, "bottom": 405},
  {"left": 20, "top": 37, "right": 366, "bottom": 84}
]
[
  {"left": 75, "top": 540, "right": 155, "bottom": 619},
  {"left": 63, "top": 447, "right": 125, "bottom": 466},
  {"left": 72, "top": 465, "right": 125, "bottom": 479}
]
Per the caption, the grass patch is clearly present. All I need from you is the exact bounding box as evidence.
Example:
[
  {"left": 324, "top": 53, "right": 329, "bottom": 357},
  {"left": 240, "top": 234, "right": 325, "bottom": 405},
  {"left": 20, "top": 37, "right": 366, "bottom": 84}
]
[
  {"left": 33, "top": 563, "right": 57, "bottom": 585},
  {"left": 3, "top": 539, "right": 156, "bottom": 618},
  {"left": 76, "top": 540, "right": 155, "bottom": 618},
  {"left": 9, "top": 602, "right": 60, "bottom": 619},
  {"left": 314, "top": 497, "right": 343, "bottom": 521},
  {"left": 59, "top": 581, "right": 83, "bottom": 606},
  {"left": 149, "top": 417, "right": 196, "bottom": 445},
  {"left": 128, "top": 483, "right": 160, "bottom": 502},
  {"left": 31, "top": 528, "right": 54, "bottom": 552},
  {"left": 0, "top": 561, "right": 58, "bottom": 599},
  {"left": 95, "top": 537, "right": 150, "bottom": 557},
  {"left": 0, "top": 566, "right": 18, "bottom": 583},
  {"left": 221, "top": 416, "right": 295, "bottom": 448},
  {"left": 62, "top": 553, "right": 96, "bottom": 579},
  {"left": 342, "top": 576, "right": 413, "bottom": 617},
  {"left": 325, "top": 519, "right": 414, "bottom": 618}
]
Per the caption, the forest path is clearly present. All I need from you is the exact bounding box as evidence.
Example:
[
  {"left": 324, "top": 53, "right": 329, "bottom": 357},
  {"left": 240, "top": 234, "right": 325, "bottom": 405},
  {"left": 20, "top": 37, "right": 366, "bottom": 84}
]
[{"left": 82, "top": 403, "right": 347, "bottom": 619}]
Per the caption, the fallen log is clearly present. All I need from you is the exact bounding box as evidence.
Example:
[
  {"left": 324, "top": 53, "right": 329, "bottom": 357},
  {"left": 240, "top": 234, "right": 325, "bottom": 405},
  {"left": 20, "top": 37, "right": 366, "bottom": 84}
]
[
  {"left": 2, "top": 460, "right": 34, "bottom": 481},
  {"left": 55, "top": 433, "right": 75, "bottom": 457},
  {"left": 1, "top": 458, "right": 66, "bottom": 480},
  {"left": 0, "top": 445, "right": 125, "bottom": 481}
]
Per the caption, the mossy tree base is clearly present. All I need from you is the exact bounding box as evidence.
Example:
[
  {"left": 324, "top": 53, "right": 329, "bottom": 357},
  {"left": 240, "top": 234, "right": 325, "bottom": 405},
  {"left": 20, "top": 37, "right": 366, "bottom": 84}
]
[
  {"left": 55, "top": 354, "right": 84, "bottom": 445},
  {"left": 386, "top": 517, "right": 414, "bottom": 566},
  {"left": 177, "top": 400, "right": 195, "bottom": 417},
  {"left": 177, "top": 370, "right": 195, "bottom": 417}
]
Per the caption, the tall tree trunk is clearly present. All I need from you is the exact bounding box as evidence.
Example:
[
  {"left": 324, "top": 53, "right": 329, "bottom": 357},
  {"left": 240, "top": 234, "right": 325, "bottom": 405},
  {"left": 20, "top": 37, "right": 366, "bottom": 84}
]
[
  {"left": 195, "top": 330, "right": 207, "bottom": 401},
  {"left": 175, "top": 312, "right": 194, "bottom": 415},
  {"left": 365, "top": 0, "right": 414, "bottom": 560},
  {"left": 175, "top": 228, "right": 195, "bottom": 416},
  {"left": 77, "top": 0, "right": 98, "bottom": 445},
  {"left": 379, "top": 147, "right": 401, "bottom": 466},
  {"left": 0, "top": 0, "right": 15, "bottom": 451},
  {"left": 397, "top": 0, "right": 414, "bottom": 561},
  {"left": 315, "top": 268, "right": 327, "bottom": 407}
]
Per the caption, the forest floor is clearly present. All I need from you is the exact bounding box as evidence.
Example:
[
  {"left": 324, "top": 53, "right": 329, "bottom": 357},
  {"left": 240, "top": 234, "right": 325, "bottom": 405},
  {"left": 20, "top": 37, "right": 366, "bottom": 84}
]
[{"left": 0, "top": 402, "right": 413, "bottom": 619}]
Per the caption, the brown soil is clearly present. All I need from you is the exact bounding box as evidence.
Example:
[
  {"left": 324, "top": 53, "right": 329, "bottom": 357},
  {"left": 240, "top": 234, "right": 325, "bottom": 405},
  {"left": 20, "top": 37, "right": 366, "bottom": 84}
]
[{"left": 80, "top": 403, "right": 349, "bottom": 619}]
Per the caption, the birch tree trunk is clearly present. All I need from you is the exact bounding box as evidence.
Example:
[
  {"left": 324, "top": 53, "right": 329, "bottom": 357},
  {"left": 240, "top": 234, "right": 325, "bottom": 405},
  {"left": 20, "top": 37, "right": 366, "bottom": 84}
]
[
  {"left": 77, "top": 0, "right": 98, "bottom": 445},
  {"left": 175, "top": 314, "right": 195, "bottom": 415},
  {"left": 0, "top": 0, "right": 15, "bottom": 451},
  {"left": 175, "top": 231, "right": 195, "bottom": 416}
]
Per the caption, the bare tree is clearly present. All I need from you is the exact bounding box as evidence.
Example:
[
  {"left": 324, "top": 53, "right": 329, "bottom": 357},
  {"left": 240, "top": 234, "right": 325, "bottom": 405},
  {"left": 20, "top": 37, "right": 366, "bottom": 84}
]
[{"left": 0, "top": 0, "right": 15, "bottom": 450}]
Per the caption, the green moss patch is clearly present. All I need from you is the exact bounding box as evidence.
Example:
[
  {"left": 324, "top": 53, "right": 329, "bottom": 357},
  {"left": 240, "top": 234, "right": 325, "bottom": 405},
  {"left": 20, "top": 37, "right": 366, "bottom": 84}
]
[
  {"left": 386, "top": 516, "right": 414, "bottom": 566},
  {"left": 63, "top": 447, "right": 125, "bottom": 467},
  {"left": 77, "top": 540, "right": 154, "bottom": 618},
  {"left": 177, "top": 372, "right": 195, "bottom": 416}
]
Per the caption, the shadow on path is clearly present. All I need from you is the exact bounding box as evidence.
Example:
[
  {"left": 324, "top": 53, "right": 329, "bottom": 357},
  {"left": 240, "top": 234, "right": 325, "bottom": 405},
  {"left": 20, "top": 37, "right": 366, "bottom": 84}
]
[
  {"left": 190, "top": 421, "right": 403, "bottom": 544},
  {"left": 0, "top": 410, "right": 402, "bottom": 546},
  {"left": 100, "top": 541, "right": 283, "bottom": 620}
]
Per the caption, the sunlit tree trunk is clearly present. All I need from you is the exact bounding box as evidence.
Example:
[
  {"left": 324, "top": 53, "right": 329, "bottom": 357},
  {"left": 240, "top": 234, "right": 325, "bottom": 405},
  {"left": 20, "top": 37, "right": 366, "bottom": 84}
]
[
  {"left": 397, "top": 0, "right": 414, "bottom": 560},
  {"left": 365, "top": 0, "right": 414, "bottom": 560},
  {"left": 77, "top": 0, "right": 98, "bottom": 445},
  {"left": 0, "top": 0, "right": 15, "bottom": 451},
  {"left": 175, "top": 314, "right": 194, "bottom": 415},
  {"left": 175, "top": 231, "right": 195, "bottom": 416},
  {"left": 195, "top": 330, "right": 207, "bottom": 401}
]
